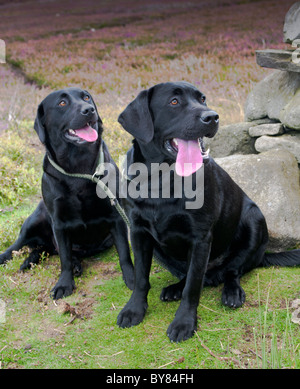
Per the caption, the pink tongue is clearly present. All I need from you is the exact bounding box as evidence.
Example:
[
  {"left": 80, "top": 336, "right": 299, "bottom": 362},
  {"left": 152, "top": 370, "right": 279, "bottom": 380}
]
[
  {"left": 74, "top": 125, "right": 98, "bottom": 142},
  {"left": 175, "top": 138, "right": 203, "bottom": 177}
]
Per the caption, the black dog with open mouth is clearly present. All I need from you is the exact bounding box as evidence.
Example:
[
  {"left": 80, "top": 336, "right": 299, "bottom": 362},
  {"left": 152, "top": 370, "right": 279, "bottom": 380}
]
[
  {"left": 0, "top": 87, "right": 134, "bottom": 299},
  {"left": 117, "top": 81, "right": 300, "bottom": 342}
]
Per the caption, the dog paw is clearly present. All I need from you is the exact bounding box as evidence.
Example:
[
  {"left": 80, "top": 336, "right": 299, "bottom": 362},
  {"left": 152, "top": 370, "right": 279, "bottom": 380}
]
[
  {"left": 0, "top": 253, "right": 11, "bottom": 265},
  {"left": 167, "top": 316, "right": 197, "bottom": 342},
  {"left": 51, "top": 277, "right": 75, "bottom": 300},
  {"left": 117, "top": 300, "right": 148, "bottom": 328},
  {"left": 222, "top": 284, "right": 245, "bottom": 308},
  {"left": 160, "top": 283, "right": 183, "bottom": 301},
  {"left": 72, "top": 260, "right": 82, "bottom": 277},
  {"left": 19, "top": 259, "right": 31, "bottom": 271}
]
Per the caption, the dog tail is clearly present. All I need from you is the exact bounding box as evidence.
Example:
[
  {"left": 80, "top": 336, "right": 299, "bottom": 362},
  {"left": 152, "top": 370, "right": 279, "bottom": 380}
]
[{"left": 261, "top": 249, "right": 300, "bottom": 267}]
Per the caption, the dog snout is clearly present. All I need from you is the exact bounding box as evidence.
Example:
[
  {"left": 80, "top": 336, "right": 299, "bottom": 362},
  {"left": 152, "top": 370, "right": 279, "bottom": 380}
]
[
  {"left": 200, "top": 110, "right": 219, "bottom": 125},
  {"left": 81, "top": 105, "right": 96, "bottom": 116},
  {"left": 199, "top": 110, "right": 219, "bottom": 138}
]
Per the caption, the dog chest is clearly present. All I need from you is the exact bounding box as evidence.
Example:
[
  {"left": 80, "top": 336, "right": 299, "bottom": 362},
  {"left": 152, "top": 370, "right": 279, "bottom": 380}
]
[{"left": 132, "top": 204, "right": 196, "bottom": 249}]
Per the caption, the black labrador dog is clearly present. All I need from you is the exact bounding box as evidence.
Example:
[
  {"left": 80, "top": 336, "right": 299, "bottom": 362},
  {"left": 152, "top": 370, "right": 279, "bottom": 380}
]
[
  {"left": 117, "top": 81, "right": 300, "bottom": 342},
  {"left": 0, "top": 87, "right": 134, "bottom": 299}
]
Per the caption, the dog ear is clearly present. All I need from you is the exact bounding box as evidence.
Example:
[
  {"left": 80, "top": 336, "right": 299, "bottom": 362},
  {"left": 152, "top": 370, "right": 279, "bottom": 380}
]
[
  {"left": 89, "top": 94, "right": 103, "bottom": 135},
  {"left": 118, "top": 89, "right": 154, "bottom": 143},
  {"left": 34, "top": 103, "right": 46, "bottom": 144}
]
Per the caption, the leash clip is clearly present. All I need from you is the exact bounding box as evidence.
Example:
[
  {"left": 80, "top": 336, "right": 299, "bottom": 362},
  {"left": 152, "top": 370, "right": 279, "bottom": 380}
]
[{"left": 93, "top": 163, "right": 106, "bottom": 179}]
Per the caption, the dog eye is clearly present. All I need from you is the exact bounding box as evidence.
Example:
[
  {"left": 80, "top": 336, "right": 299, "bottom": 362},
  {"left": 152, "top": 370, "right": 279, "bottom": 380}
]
[
  {"left": 200, "top": 95, "right": 206, "bottom": 103},
  {"left": 170, "top": 98, "right": 178, "bottom": 105},
  {"left": 84, "top": 95, "right": 90, "bottom": 101},
  {"left": 59, "top": 100, "right": 67, "bottom": 107}
]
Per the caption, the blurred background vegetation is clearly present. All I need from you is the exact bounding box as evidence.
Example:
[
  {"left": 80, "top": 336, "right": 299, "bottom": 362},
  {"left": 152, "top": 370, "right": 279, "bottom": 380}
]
[{"left": 0, "top": 0, "right": 299, "bottom": 369}]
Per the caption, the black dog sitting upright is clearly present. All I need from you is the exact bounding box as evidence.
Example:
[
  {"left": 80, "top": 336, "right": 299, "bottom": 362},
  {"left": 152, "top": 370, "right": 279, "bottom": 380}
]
[
  {"left": 0, "top": 87, "right": 134, "bottom": 299},
  {"left": 117, "top": 81, "right": 300, "bottom": 342}
]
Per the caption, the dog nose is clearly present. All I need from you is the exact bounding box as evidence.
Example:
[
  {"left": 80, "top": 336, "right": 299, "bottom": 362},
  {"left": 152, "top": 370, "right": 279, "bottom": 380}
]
[
  {"left": 81, "top": 106, "right": 95, "bottom": 116},
  {"left": 200, "top": 110, "right": 219, "bottom": 125}
]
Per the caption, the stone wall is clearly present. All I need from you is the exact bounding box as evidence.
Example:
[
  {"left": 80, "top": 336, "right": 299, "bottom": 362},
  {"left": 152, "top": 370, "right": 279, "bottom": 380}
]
[
  {"left": 204, "top": 70, "right": 300, "bottom": 251},
  {"left": 204, "top": 2, "right": 300, "bottom": 251}
]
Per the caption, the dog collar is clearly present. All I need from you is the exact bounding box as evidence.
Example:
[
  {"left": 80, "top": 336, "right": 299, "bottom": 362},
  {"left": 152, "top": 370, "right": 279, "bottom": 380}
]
[
  {"left": 47, "top": 142, "right": 105, "bottom": 182},
  {"left": 46, "top": 143, "right": 130, "bottom": 227}
]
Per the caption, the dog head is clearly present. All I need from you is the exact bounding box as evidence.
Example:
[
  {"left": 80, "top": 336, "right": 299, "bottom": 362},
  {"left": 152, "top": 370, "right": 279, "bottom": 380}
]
[
  {"left": 118, "top": 81, "right": 219, "bottom": 176},
  {"left": 34, "top": 87, "right": 103, "bottom": 148}
]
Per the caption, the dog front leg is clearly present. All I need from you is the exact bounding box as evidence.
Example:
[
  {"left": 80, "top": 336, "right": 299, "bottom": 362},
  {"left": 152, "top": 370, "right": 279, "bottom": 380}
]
[
  {"left": 111, "top": 220, "right": 134, "bottom": 290},
  {"left": 51, "top": 228, "right": 75, "bottom": 299},
  {"left": 117, "top": 231, "right": 153, "bottom": 328},
  {"left": 167, "top": 234, "right": 212, "bottom": 342}
]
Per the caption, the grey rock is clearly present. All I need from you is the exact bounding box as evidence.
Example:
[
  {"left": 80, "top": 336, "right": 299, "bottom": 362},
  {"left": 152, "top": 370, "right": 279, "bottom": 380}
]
[
  {"left": 249, "top": 123, "right": 284, "bottom": 137},
  {"left": 283, "top": 2, "right": 300, "bottom": 43},
  {"left": 279, "top": 89, "right": 300, "bottom": 130},
  {"left": 256, "top": 49, "right": 300, "bottom": 73},
  {"left": 205, "top": 119, "right": 277, "bottom": 158},
  {"left": 255, "top": 132, "right": 300, "bottom": 163},
  {"left": 205, "top": 122, "right": 255, "bottom": 158},
  {"left": 244, "top": 70, "right": 300, "bottom": 129},
  {"left": 215, "top": 150, "right": 300, "bottom": 251}
]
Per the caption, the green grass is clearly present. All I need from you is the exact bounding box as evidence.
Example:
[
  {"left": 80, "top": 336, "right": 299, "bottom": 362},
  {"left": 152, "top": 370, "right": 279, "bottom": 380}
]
[
  {"left": 0, "top": 122, "right": 42, "bottom": 208},
  {"left": 0, "top": 203, "right": 299, "bottom": 369}
]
